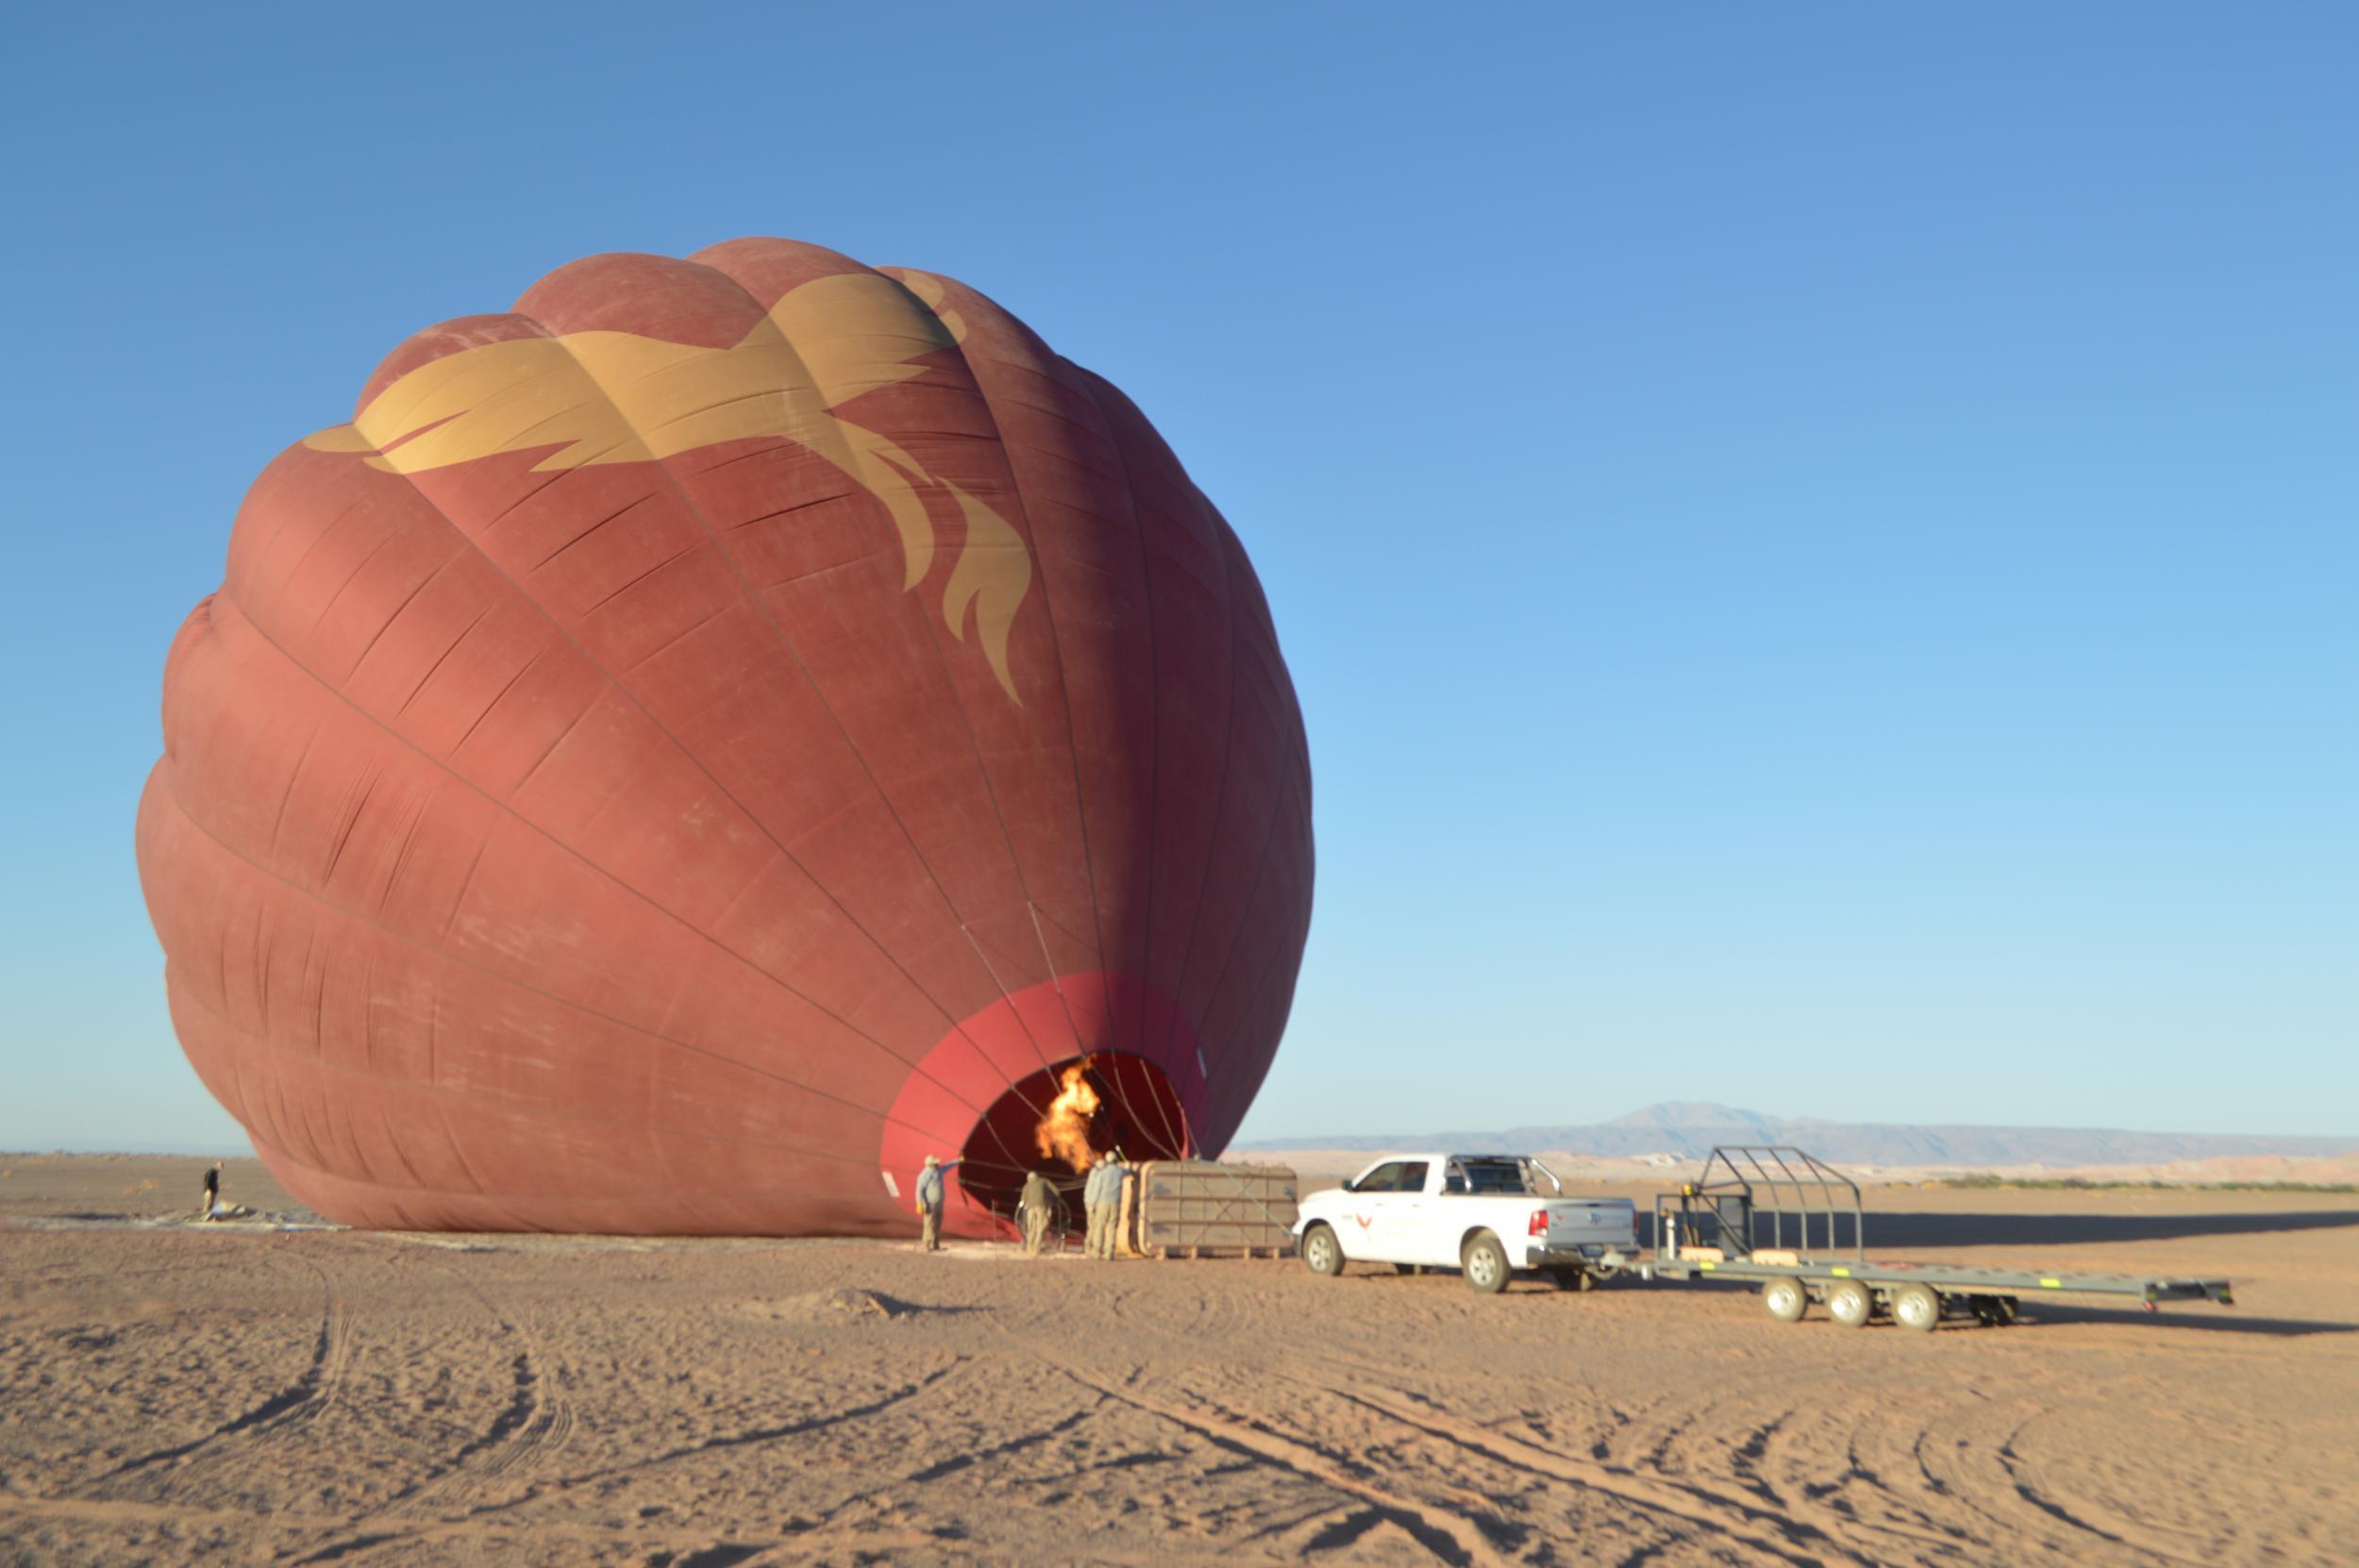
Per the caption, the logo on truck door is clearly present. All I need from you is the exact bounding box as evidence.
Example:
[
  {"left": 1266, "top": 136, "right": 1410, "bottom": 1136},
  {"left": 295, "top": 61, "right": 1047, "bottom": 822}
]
[{"left": 1354, "top": 1211, "right": 1374, "bottom": 1228}]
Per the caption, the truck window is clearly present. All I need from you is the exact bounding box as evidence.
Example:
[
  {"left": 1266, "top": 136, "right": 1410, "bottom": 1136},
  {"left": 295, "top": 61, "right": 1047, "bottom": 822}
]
[
  {"left": 1459, "top": 1159, "right": 1530, "bottom": 1195},
  {"left": 1357, "top": 1161, "right": 1409, "bottom": 1193},
  {"left": 1397, "top": 1161, "right": 1430, "bottom": 1193}
]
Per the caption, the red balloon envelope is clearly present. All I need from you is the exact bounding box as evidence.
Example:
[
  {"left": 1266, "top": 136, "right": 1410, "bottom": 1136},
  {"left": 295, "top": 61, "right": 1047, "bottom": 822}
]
[{"left": 135, "top": 239, "right": 1313, "bottom": 1236}]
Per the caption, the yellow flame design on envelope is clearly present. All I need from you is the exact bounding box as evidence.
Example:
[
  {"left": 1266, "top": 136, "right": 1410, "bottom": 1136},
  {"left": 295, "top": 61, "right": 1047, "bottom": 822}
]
[{"left": 305, "top": 271, "right": 1029, "bottom": 700}]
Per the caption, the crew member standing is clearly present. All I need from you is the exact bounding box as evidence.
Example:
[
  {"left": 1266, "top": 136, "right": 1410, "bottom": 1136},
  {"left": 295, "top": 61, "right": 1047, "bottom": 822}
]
[
  {"left": 1082, "top": 1152, "right": 1124, "bottom": 1259},
  {"left": 1078, "top": 1156, "right": 1102, "bottom": 1257},
  {"left": 914, "top": 1154, "right": 956, "bottom": 1251},
  {"left": 1018, "top": 1169, "right": 1054, "bottom": 1255},
  {"left": 1096, "top": 1150, "right": 1129, "bottom": 1259}
]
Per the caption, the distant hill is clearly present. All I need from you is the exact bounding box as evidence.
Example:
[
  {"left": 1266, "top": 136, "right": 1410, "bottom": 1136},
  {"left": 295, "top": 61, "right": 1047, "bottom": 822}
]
[{"left": 1236, "top": 1102, "right": 2359, "bottom": 1167}]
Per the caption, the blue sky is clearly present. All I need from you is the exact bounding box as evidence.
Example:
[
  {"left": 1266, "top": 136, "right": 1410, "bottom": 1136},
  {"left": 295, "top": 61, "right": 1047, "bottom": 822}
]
[{"left": 3, "top": 4, "right": 2351, "bottom": 1151}]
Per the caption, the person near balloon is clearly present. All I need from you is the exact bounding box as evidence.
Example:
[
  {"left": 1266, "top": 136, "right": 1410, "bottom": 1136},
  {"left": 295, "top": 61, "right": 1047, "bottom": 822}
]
[
  {"left": 914, "top": 1155, "right": 958, "bottom": 1251},
  {"left": 1079, "top": 1155, "right": 1102, "bottom": 1257},
  {"left": 1018, "top": 1169, "right": 1055, "bottom": 1255},
  {"left": 1084, "top": 1151, "right": 1129, "bottom": 1259},
  {"left": 1101, "top": 1150, "right": 1130, "bottom": 1258},
  {"left": 199, "top": 1161, "right": 222, "bottom": 1221}
]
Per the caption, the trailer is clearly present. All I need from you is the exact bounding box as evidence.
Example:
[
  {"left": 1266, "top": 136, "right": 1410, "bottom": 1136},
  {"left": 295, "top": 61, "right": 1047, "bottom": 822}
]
[
  {"left": 1639, "top": 1146, "right": 2234, "bottom": 1331},
  {"left": 1122, "top": 1161, "right": 1299, "bottom": 1259}
]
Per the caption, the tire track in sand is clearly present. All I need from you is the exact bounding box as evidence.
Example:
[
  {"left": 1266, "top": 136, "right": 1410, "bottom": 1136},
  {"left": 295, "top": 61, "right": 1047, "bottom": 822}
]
[
  {"left": 1289, "top": 1380, "right": 1852, "bottom": 1566},
  {"left": 369, "top": 1254, "right": 577, "bottom": 1518},
  {"left": 272, "top": 1243, "right": 583, "bottom": 1561},
  {"left": 280, "top": 1359, "right": 969, "bottom": 1564},
  {"left": 1914, "top": 1410, "right": 2217, "bottom": 1566},
  {"left": 1571, "top": 1389, "right": 1980, "bottom": 1562},
  {"left": 84, "top": 1252, "right": 354, "bottom": 1494},
  {"left": 1055, "top": 1363, "right": 1517, "bottom": 1567}
]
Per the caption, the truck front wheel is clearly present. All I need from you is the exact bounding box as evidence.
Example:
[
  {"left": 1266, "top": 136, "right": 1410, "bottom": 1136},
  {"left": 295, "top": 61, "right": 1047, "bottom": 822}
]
[
  {"left": 1462, "top": 1233, "right": 1511, "bottom": 1294},
  {"left": 1301, "top": 1224, "right": 1345, "bottom": 1277}
]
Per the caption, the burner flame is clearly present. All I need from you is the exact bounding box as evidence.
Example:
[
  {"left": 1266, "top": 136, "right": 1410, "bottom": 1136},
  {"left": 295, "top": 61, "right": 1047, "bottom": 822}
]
[{"left": 1034, "top": 1061, "right": 1103, "bottom": 1173}]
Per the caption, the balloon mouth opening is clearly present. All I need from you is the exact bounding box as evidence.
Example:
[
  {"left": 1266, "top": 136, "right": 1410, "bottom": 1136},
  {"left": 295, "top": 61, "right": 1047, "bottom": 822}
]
[{"left": 956, "top": 1053, "right": 1191, "bottom": 1224}]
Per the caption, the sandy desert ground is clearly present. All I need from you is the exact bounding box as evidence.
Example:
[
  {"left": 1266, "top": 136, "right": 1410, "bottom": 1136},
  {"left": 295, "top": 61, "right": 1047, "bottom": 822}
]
[{"left": 3, "top": 1155, "right": 2355, "bottom": 1566}]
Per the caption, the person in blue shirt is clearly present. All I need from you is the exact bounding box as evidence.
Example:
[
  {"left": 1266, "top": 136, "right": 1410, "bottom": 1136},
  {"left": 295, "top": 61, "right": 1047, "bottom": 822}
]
[
  {"left": 1085, "top": 1151, "right": 1129, "bottom": 1259},
  {"left": 914, "top": 1154, "right": 960, "bottom": 1250}
]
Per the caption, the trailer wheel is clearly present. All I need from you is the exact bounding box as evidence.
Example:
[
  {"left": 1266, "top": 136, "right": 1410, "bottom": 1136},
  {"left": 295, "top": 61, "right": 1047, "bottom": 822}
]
[
  {"left": 1762, "top": 1277, "right": 1808, "bottom": 1323},
  {"left": 1462, "top": 1232, "right": 1511, "bottom": 1294},
  {"left": 1893, "top": 1283, "right": 1942, "bottom": 1333},
  {"left": 1301, "top": 1225, "right": 1345, "bottom": 1277},
  {"left": 1547, "top": 1267, "right": 1596, "bottom": 1292},
  {"left": 1826, "top": 1279, "right": 1873, "bottom": 1327}
]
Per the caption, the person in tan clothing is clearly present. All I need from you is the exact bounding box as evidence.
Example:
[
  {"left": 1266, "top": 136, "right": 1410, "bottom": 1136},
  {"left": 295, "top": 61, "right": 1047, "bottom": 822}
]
[{"left": 1019, "top": 1169, "right": 1054, "bottom": 1254}]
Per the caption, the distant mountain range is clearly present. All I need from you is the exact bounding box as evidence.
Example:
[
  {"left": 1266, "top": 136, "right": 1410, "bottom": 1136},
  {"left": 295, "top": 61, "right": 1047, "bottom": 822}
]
[{"left": 1236, "top": 1102, "right": 2359, "bottom": 1167}]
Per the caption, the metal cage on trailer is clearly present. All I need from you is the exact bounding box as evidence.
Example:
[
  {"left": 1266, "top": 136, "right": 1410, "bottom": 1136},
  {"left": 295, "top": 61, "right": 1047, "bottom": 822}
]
[{"left": 1640, "top": 1146, "right": 2234, "bottom": 1332}]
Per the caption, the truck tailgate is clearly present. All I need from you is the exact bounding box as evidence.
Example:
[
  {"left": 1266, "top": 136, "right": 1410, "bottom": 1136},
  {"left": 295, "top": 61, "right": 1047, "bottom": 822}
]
[{"left": 1545, "top": 1199, "right": 1637, "bottom": 1247}]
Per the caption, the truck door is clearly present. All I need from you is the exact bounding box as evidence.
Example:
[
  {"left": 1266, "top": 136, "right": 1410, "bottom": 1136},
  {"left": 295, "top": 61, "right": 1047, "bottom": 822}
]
[
  {"left": 1371, "top": 1161, "right": 1432, "bottom": 1262},
  {"left": 1341, "top": 1160, "right": 1413, "bottom": 1260}
]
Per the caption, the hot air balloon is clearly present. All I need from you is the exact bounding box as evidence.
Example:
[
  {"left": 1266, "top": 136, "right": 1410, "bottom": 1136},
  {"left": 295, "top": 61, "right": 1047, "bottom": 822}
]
[{"left": 135, "top": 239, "right": 1313, "bottom": 1237}]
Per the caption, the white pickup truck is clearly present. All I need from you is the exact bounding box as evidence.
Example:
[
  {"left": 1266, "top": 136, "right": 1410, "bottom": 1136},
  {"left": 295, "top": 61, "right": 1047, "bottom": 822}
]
[{"left": 1295, "top": 1154, "right": 1639, "bottom": 1294}]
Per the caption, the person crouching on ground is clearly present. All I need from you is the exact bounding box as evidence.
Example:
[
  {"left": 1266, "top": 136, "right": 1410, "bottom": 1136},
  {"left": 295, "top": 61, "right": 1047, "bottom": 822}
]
[
  {"left": 915, "top": 1154, "right": 957, "bottom": 1250},
  {"left": 1019, "top": 1168, "right": 1054, "bottom": 1254},
  {"left": 199, "top": 1162, "right": 222, "bottom": 1221}
]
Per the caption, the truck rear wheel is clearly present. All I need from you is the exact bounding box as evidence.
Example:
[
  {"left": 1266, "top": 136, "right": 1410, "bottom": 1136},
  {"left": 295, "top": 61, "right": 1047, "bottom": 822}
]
[
  {"left": 1462, "top": 1233, "right": 1511, "bottom": 1294},
  {"left": 1762, "top": 1276, "right": 1808, "bottom": 1323},
  {"left": 1301, "top": 1224, "right": 1345, "bottom": 1277},
  {"left": 1826, "top": 1279, "right": 1873, "bottom": 1327},
  {"left": 1893, "top": 1283, "right": 1942, "bottom": 1332}
]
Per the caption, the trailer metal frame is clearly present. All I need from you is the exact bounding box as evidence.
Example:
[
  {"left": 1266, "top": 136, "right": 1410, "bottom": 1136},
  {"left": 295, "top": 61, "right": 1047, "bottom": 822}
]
[{"left": 1643, "top": 1145, "right": 2234, "bottom": 1330}]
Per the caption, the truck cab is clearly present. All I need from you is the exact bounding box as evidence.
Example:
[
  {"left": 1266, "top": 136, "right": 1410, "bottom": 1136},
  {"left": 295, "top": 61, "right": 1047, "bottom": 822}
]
[{"left": 1294, "top": 1154, "right": 1639, "bottom": 1293}]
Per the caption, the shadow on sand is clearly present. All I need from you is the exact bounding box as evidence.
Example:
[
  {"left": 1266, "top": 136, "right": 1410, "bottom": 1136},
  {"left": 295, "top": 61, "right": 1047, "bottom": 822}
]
[
  {"left": 1857, "top": 1209, "right": 2359, "bottom": 1249},
  {"left": 2017, "top": 1304, "right": 2356, "bottom": 1339}
]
